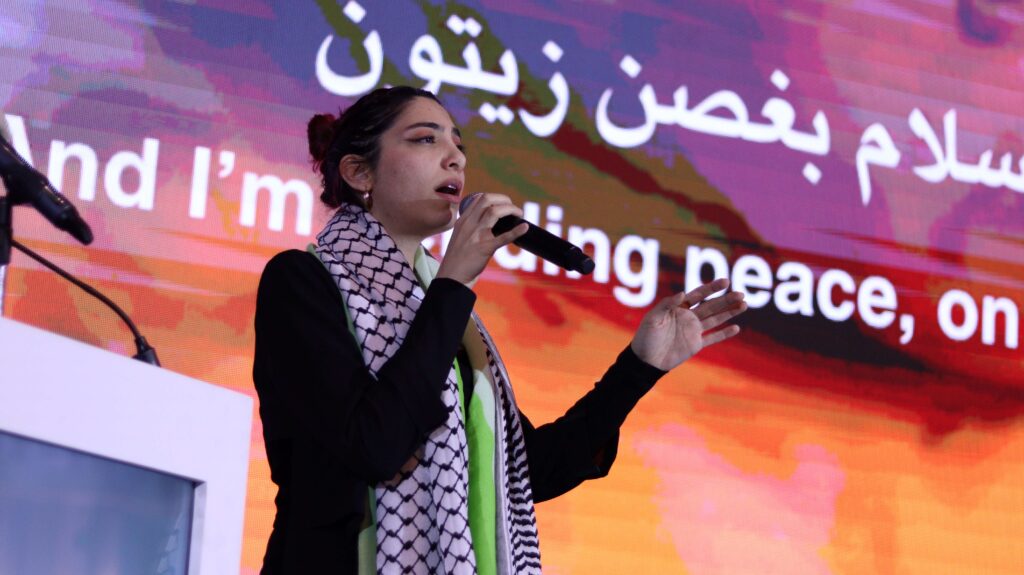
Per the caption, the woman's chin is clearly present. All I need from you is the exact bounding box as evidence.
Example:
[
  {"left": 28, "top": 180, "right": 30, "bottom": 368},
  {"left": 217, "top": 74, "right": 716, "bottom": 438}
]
[
  {"left": 414, "top": 210, "right": 457, "bottom": 239},
  {"left": 434, "top": 213, "right": 457, "bottom": 236},
  {"left": 435, "top": 203, "right": 458, "bottom": 227}
]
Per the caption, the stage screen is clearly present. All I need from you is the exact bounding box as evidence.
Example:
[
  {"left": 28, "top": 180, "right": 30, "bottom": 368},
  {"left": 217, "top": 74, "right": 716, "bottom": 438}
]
[{"left": 2, "top": 1, "right": 1022, "bottom": 572}]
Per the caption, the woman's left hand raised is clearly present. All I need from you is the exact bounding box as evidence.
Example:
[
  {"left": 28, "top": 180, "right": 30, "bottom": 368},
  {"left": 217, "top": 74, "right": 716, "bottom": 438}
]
[{"left": 629, "top": 278, "right": 747, "bottom": 371}]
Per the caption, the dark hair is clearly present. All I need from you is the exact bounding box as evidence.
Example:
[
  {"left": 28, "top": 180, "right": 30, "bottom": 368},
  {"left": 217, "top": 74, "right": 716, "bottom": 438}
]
[{"left": 308, "top": 86, "right": 441, "bottom": 209}]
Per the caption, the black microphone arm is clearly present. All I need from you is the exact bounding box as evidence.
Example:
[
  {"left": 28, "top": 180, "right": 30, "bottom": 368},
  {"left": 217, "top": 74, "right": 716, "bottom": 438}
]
[
  {"left": 0, "top": 131, "right": 93, "bottom": 245},
  {"left": 459, "top": 193, "right": 596, "bottom": 275},
  {"left": 7, "top": 235, "right": 160, "bottom": 366}
]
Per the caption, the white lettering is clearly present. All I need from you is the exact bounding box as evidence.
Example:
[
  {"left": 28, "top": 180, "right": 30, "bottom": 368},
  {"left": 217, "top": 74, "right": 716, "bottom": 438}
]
[
  {"left": 857, "top": 275, "right": 896, "bottom": 329},
  {"left": 684, "top": 245, "right": 729, "bottom": 295},
  {"left": 240, "top": 172, "right": 314, "bottom": 235},
  {"left": 982, "top": 295, "right": 1019, "bottom": 349},
  {"left": 774, "top": 261, "right": 814, "bottom": 316},
  {"left": 190, "top": 146, "right": 211, "bottom": 219},
  {"left": 613, "top": 235, "right": 659, "bottom": 307},
  {"left": 47, "top": 140, "right": 98, "bottom": 201},
  {"left": 816, "top": 268, "right": 856, "bottom": 321},
  {"left": 937, "top": 289, "right": 978, "bottom": 342},
  {"left": 731, "top": 254, "right": 772, "bottom": 309},
  {"left": 104, "top": 138, "right": 159, "bottom": 210}
]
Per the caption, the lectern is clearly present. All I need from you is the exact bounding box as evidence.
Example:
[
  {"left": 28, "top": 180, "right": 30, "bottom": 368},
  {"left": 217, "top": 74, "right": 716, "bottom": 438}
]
[{"left": 0, "top": 317, "right": 253, "bottom": 575}]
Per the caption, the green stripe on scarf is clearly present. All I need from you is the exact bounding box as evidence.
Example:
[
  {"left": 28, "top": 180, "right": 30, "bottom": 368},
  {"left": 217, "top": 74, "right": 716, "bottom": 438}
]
[
  {"left": 465, "top": 368, "right": 497, "bottom": 575},
  {"left": 415, "top": 249, "right": 498, "bottom": 575}
]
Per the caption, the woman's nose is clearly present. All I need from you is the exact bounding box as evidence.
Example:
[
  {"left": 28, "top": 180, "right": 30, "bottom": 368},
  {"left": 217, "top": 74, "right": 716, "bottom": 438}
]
[{"left": 445, "top": 140, "right": 466, "bottom": 170}]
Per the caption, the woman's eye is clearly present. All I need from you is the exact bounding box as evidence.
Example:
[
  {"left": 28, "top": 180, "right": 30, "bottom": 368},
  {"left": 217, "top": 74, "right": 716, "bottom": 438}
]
[{"left": 414, "top": 135, "right": 435, "bottom": 143}]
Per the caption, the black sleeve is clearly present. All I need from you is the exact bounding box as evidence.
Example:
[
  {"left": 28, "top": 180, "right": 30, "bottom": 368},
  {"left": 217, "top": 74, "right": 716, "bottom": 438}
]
[
  {"left": 523, "top": 346, "right": 666, "bottom": 502},
  {"left": 253, "top": 250, "right": 475, "bottom": 483}
]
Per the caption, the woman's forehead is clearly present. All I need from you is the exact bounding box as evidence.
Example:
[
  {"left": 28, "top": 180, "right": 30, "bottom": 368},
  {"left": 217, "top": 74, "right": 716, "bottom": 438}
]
[{"left": 396, "top": 98, "right": 457, "bottom": 132}]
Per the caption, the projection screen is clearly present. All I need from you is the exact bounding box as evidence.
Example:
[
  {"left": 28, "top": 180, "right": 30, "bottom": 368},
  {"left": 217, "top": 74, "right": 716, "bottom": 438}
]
[{"left": 2, "top": 1, "right": 1022, "bottom": 573}]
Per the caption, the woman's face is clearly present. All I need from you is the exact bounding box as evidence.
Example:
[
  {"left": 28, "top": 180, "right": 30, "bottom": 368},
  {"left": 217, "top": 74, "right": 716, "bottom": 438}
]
[{"left": 366, "top": 97, "right": 466, "bottom": 242}]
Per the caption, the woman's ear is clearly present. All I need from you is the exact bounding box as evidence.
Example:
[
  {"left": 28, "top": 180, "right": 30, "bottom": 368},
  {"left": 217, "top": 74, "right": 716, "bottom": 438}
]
[{"left": 339, "top": 154, "right": 373, "bottom": 193}]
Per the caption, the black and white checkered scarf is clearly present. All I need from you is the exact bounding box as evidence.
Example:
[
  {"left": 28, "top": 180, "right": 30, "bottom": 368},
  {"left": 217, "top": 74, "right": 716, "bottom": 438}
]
[{"left": 315, "top": 204, "right": 542, "bottom": 574}]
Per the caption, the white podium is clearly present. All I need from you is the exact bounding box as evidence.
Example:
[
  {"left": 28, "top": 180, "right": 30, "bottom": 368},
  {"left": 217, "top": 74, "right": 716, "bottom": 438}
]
[{"left": 0, "top": 317, "right": 253, "bottom": 575}]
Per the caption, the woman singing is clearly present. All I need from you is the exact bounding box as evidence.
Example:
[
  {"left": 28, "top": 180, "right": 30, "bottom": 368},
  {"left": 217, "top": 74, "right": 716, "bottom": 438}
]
[{"left": 253, "top": 86, "right": 746, "bottom": 574}]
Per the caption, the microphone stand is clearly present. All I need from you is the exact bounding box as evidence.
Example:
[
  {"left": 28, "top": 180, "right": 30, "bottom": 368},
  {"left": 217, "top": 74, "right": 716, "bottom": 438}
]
[{"left": 0, "top": 195, "right": 160, "bottom": 366}]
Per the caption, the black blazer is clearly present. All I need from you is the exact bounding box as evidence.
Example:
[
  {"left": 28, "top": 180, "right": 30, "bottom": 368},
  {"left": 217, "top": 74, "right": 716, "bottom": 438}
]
[{"left": 253, "top": 250, "right": 664, "bottom": 573}]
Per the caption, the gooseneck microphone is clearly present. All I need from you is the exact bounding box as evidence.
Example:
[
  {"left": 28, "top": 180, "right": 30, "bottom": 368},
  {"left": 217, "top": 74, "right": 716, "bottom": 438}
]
[
  {"left": 0, "top": 131, "right": 93, "bottom": 245},
  {"left": 0, "top": 125, "right": 156, "bottom": 363},
  {"left": 459, "top": 193, "right": 595, "bottom": 275},
  {"left": 8, "top": 238, "right": 160, "bottom": 365}
]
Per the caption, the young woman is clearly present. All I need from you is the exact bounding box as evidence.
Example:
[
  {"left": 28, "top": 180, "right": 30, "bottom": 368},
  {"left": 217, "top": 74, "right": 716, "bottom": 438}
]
[{"left": 253, "top": 86, "right": 746, "bottom": 574}]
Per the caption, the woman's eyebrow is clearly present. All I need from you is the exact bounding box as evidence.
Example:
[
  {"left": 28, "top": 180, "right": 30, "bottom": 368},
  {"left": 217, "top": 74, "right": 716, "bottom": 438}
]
[{"left": 403, "top": 122, "right": 461, "bottom": 139}]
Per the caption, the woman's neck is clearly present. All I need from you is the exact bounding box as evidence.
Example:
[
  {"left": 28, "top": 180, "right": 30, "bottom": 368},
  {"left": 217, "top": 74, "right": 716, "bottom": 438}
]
[{"left": 392, "top": 235, "right": 422, "bottom": 269}]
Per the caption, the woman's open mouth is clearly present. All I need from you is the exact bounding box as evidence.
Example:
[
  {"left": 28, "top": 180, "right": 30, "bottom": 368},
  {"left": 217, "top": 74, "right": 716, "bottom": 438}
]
[{"left": 435, "top": 182, "right": 462, "bottom": 203}]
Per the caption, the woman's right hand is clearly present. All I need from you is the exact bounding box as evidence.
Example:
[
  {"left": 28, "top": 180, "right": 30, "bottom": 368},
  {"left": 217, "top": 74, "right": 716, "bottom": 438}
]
[{"left": 436, "top": 193, "right": 529, "bottom": 286}]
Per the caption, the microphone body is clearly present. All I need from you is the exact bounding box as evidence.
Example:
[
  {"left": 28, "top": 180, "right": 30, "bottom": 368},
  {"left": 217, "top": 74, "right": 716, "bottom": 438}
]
[
  {"left": 461, "top": 194, "right": 595, "bottom": 275},
  {"left": 0, "top": 133, "right": 93, "bottom": 245}
]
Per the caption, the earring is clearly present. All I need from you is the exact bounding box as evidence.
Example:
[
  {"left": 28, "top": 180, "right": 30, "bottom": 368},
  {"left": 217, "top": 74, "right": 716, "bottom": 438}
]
[{"left": 363, "top": 188, "right": 373, "bottom": 210}]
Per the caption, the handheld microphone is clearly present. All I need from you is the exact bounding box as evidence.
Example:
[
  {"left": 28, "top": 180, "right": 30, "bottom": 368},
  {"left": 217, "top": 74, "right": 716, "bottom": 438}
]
[
  {"left": 0, "top": 129, "right": 93, "bottom": 245},
  {"left": 460, "top": 193, "right": 595, "bottom": 275}
]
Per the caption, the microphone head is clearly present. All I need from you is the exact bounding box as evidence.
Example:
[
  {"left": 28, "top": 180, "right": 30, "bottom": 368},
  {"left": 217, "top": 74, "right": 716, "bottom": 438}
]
[
  {"left": 458, "top": 192, "right": 482, "bottom": 215},
  {"left": 64, "top": 213, "right": 94, "bottom": 245}
]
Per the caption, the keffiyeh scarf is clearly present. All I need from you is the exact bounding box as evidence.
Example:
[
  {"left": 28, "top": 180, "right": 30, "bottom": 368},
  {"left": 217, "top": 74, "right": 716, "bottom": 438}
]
[{"left": 315, "top": 205, "right": 542, "bottom": 574}]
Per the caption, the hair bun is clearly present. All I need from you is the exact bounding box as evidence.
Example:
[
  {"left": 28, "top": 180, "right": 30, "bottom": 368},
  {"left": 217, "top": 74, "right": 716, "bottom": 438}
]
[{"left": 307, "top": 113, "right": 337, "bottom": 166}]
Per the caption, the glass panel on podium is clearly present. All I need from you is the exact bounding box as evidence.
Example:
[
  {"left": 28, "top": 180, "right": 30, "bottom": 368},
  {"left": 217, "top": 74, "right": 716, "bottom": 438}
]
[{"left": 0, "top": 430, "right": 195, "bottom": 575}]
